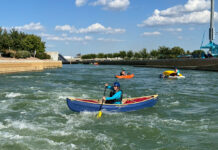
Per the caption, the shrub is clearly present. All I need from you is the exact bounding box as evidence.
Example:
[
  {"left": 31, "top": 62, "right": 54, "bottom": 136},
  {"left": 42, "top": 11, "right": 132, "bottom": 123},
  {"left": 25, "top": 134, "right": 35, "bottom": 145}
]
[
  {"left": 1, "top": 49, "right": 16, "bottom": 58},
  {"left": 15, "top": 51, "right": 31, "bottom": 59},
  {"left": 36, "top": 52, "right": 51, "bottom": 59}
]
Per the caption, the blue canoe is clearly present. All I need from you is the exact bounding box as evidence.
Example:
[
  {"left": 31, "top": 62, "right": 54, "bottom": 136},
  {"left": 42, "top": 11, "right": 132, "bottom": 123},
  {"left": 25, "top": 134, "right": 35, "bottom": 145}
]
[{"left": 66, "top": 95, "right": 158, "bottom": 112}]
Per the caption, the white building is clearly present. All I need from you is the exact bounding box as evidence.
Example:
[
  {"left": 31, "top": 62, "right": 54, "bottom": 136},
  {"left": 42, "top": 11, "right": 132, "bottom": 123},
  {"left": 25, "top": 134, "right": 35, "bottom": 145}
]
[{"left": 46, "top": 52, "right": 59, "bottom": 61}]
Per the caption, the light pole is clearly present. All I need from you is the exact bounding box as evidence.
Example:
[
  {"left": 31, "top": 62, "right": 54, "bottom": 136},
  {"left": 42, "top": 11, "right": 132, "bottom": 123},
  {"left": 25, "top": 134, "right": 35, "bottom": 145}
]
[{"left": 34, "top": 50, "right": 36, "bottom": 58}]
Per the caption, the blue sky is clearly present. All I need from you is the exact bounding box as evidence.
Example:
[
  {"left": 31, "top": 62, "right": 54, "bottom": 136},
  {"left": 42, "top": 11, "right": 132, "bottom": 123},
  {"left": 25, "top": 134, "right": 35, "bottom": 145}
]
[{"left": 1, "top": 0, "right": 218, "bottom": 56}]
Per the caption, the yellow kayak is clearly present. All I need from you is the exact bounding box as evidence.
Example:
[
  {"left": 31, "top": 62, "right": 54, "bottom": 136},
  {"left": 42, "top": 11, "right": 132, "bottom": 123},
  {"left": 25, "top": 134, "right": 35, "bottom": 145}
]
[
  {"left": 163, "top": 70, "right": 183, "bottom": 77},
  {"left": 160, "top": 70, "right": 185, "bottom": 79}
]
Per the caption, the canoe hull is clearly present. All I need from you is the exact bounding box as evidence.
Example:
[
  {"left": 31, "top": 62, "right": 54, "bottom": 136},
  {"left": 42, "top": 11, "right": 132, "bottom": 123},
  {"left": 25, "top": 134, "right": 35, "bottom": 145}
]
[{"left": 66, "top": 95, "right": 158, "bottom": 113}]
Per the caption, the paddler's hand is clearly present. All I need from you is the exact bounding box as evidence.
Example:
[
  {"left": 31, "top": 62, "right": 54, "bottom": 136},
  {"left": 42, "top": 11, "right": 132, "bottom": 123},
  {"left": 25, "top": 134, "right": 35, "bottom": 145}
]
[
  {"left": 102, "top": 96, "right": 106, "bottom": 101},
  {"left": 104, "top": 83, "right": 108, "bottom": 87}
]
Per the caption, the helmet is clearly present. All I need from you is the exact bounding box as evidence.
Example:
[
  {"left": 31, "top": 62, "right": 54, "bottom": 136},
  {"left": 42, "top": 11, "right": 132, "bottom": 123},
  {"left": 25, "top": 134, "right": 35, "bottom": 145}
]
[{"left": 113, "top": 82, "right": 120, "bottom": 88}]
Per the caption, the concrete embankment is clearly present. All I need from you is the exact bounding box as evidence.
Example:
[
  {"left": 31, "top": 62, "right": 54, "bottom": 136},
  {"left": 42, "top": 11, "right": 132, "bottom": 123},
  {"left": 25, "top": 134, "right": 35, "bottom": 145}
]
[
  {"left": 0, "top": 60, "right": 62, "bottom": 74},
  {"left": 77, "top": 58, "right": 218, "bottom": 72}
]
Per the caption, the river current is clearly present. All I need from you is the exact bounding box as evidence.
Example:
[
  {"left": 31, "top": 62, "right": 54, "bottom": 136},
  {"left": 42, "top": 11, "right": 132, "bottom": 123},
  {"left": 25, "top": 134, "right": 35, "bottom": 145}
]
[{"left": 0, "top": 64, "right": 218, "bottom": 150}]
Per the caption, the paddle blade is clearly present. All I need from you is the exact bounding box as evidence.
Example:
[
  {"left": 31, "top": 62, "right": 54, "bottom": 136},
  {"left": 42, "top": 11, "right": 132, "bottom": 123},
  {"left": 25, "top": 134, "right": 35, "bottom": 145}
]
[{"left": 97, "top": 111, "right": 102, "bottom": 118}]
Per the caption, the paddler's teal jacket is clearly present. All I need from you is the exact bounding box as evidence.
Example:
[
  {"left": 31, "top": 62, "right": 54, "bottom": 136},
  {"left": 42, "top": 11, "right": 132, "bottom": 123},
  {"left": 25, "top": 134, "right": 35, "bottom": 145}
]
[
  {"left": 106, "top": 86, "right": 122, "bottom": 104},
  {"left": 177, "top": 70, "right": 180, "bottom": 75}
]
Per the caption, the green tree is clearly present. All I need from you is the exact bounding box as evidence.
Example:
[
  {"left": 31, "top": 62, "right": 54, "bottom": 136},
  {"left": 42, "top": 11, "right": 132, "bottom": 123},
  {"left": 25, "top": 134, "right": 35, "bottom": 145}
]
[
  {"left": 106, "top": 53, "right": 113, "bottom": 58},
  {"left": 82, "top": 54, "right": 97, "bottom": 59},
  {"left": 171, "top": 46, "right": 185, "bottom": 57},
  {"left": 113, "top": 53, "right": 120, "bottom": 58},
  {"left": 158, "top": 46, "right": 172, "bottom": 59},
  {"left": 186, "top": 50, "right": 191, "bottom": 55},
  {"left": 23, "top": 34, "right": 45, "bottom": 53},
  {"left": 192, "top": 50, "right": 205, "bottom": 58},
  {"left": 150, "top": 49, "right": 159, "bottom": 58},
  {"left": 139, "top": 48, "right": 148, "bottom": 59},
  {"left": 119, "top": 51, "right": 126, "bottom": 59},
  {"left": 1, "top": 29, "right": 12, "bottom": 50},
  {"left": 0, "top": 27, "right": 3, "bottom": 50},
  {"left": 134, "top": 52, "right": 142, "bottom": 59},
  {"left": 127, "top": 50, "right": 133, "bottom": 59},
  {"left": 10, "top": 29, "right": 23, "bottom": 50},
  {"left": 97, "top": 53, "right": 105, "bottom": 58},
  {"left": 90, "top": 54, "right": 96, "bottom": 59}
]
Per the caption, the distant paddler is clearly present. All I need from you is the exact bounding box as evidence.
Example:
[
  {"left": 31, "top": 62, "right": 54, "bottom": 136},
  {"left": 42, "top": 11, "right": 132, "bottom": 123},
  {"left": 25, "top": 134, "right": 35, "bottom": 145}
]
[
  {"left": 160, "top": 68, "right": 185, "bottom": 79},
  {"left": 169, "top": 67, "right": 181, "bottom": 76},
  {"left": 120, "top": 69, "right": 127, "bottom": 76},
  {"left": 116, "top": 69, "right": 134, "bottom": 79},
  {"left": 94, "top": 62, "right": 99, "bottom": 65}
]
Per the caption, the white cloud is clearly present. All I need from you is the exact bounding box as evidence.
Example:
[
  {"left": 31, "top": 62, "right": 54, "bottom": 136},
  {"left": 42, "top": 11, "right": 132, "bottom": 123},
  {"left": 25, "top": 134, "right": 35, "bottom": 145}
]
[
  {"left": 74, "top": 0, "right": 130, "bottom": 11},
  {"left": 55, "top": 25, "right": 77, "bottom": 33},
  {"left": 97, "top": 37, "right": 124, "bottom": 42},
  {"left": 39, "top": 33, "right": 93, "bottom": 42},
  {"left": 138, "top": 0, "right": 218, "bottom": 26},
  {"left": 55, "top": 23, "right": 125, "bottom": 34},
  {"left": 162, "top": 28, "right": 182, "bottom": 32},
  {"left": 92, "top": 0, "right": 130, "bottom": 10},
  {"left": 184, "top": 0, "right": 210, "bottom": 12},
  {"left": 75, "top": 0, "right": 88, "bottom": 6},
  {"left": 142, "top": 32, "right": 160, "bottom": 36},
  {"left": 14, "top": 22, "right": 44, "bottom": 31}
]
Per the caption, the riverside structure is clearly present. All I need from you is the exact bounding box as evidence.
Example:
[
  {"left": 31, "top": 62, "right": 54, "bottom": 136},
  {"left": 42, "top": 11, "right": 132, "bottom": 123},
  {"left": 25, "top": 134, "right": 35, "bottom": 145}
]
[
  {"left": 0, "top": 59, "right": 62, "bottom": 74},
  {"left": 69, "top": 58, "right": 218, "bottom": 72}
]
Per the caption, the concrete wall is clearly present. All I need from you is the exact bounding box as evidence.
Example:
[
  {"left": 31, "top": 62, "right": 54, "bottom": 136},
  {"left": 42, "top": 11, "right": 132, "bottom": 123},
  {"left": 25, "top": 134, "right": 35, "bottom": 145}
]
[
  {"left": 79, "top": 58, "right": 218, "bottom": 71},
  {"left": 0, "top": 60, "right": 62, "bottom": 74}
]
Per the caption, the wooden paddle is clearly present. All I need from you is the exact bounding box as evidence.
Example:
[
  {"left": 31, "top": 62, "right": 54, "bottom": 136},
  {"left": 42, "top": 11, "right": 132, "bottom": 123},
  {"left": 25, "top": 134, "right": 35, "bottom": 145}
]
[{"left": 97, "top": 87, "right": 106, "bottom": 119}]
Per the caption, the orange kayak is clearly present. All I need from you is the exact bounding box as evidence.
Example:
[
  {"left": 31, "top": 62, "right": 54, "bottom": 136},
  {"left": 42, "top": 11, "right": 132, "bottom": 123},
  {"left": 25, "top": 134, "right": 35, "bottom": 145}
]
[{"left": 115, "top": 74, "right": 134, "bottom": 79}]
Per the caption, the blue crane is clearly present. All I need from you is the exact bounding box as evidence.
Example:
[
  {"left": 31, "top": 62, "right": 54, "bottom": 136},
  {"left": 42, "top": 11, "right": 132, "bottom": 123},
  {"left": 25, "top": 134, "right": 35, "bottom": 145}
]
[{"left": 200, "top": 0, "right": 218, "bottom": 57}]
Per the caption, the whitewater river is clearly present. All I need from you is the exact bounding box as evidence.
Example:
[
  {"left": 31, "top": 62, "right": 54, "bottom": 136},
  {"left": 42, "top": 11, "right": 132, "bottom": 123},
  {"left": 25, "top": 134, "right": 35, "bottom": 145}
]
[{"left": 0, "top": 64, "right": 218, "bottom": 150}]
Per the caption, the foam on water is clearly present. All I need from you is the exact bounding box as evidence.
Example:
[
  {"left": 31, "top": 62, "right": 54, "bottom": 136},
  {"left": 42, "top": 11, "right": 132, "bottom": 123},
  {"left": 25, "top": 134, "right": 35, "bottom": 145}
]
[
  {"left": 170, "top": 101, "right": 180, "bottom": 106},
  {"left": 0, "top": 122, "right": 6, "bottom": 129},
  {"left": 5, "top": 92, "right": 23, "bottom": 98},
  {"left": 1, "top": 100, "right": 6, "bottom": 103},
  {"left": 4, "top": 119, "right": 46, "bottom": 131},
  {"left": 94, "top": 133, "right": 115, "bottom": 150},
  {"left": 0, "top": 131, "right": 24, "bottom": 140},
  {"left": 10, "top": 76, "right": 31, "bottom": 79},
  {"left": 51, "top": 130, "right": 71, "bottom": 136}
]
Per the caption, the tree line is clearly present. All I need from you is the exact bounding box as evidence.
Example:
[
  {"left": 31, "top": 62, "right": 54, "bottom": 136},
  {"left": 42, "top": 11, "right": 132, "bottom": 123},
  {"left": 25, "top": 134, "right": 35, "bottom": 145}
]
[
  {"left": 81, "top": 46, "right": 205, "bottom": 59},
  {"left": 0, "top": 27, "right": 50, "bottom": 59}
]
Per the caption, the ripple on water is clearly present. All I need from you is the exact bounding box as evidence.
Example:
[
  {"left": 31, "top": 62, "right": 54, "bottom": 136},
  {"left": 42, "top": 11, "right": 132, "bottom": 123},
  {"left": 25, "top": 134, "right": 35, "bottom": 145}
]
[{"left": 0, "top": 65, "right": 218, "bottom": 149}]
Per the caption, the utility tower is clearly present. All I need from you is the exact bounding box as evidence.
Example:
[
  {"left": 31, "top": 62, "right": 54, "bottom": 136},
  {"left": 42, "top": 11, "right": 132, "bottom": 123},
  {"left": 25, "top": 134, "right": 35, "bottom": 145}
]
[{"left": 201, "top": 0, "right": 218, "bottom": 57}]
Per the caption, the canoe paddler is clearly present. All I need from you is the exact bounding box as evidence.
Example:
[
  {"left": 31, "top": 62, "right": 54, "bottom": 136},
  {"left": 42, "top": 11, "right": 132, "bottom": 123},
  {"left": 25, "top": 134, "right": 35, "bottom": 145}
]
[{"left": 102, "top": 82, "right": 123, "bottom": 104}]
